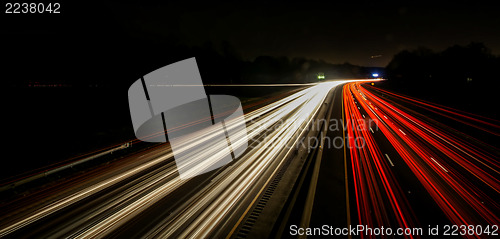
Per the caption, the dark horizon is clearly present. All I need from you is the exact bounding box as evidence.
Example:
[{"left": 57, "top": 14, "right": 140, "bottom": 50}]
[
  {"left": 105, "top": 1, "right": 500, "bottom": 67},
  {"left": 2, "top": 1, "right": 500, "bottom": 68}
]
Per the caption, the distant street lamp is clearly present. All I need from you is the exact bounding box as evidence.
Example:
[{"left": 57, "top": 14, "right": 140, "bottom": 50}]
[{"left": 317, "top": 72, "right": 325, "bottom": 80}]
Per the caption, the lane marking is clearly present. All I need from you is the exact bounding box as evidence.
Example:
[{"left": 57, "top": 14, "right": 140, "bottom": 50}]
[
  {"left": 430, "top": 157, "right": 449, "bottom": 173},
  {"left": 342, "top": 87, "right": 352, "bottom": 238},
  {"left": 385, "top": 154, "right": 395, "bottom": 166}
]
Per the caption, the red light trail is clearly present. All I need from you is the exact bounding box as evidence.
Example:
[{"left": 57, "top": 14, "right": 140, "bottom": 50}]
[{"left": 343, "top": 82, "right": 500, "bottom": 238}]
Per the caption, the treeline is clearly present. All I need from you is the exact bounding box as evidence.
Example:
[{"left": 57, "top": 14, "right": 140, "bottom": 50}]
[
  {"left": 239, "top": 56, "right": 381, "bottom": 84},
  {"left": 386, "top": 42, "right": 499, "bottom": 91},
  {"left": 137, "top": 41, "right": 381, "bottom": 85},
  {"left": 6, "top": 28, "right": 379, "bottom": 88},
  {"left": 384, "top": 42, "right": 500, "bottom": 116}
]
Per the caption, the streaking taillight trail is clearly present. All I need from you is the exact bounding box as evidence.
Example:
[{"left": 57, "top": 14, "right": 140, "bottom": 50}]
[{"left": 343, "top": 81, "right": 499, "bottom": 238}]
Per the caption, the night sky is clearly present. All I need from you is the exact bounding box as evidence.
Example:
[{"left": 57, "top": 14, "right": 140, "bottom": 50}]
[
  {"left": 2, "top": 1, "right": 499, "bottom": 67},
  {"left": 108, "top": 1, "right": 500, "bottom": 67}
]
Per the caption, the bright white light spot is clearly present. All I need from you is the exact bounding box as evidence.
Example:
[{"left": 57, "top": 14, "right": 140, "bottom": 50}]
[{"left": 372, "top": 73, "right": 379, "bottom": 77}]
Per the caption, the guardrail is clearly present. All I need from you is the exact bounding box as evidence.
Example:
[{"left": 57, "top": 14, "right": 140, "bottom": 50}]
[{"left": 0, "top": 142, "right": 131, "bottom": 192}]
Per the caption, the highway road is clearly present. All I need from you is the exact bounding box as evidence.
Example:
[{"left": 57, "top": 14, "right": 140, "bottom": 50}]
[
  {"left": 1, "top": 80, "right": 498, "bottom": 238},
  {"left": 336, "top": 82, "right": 500, "bottom": 237},
  {"left": 0, "top": 81, "right": 348, "bottom": 238}
]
